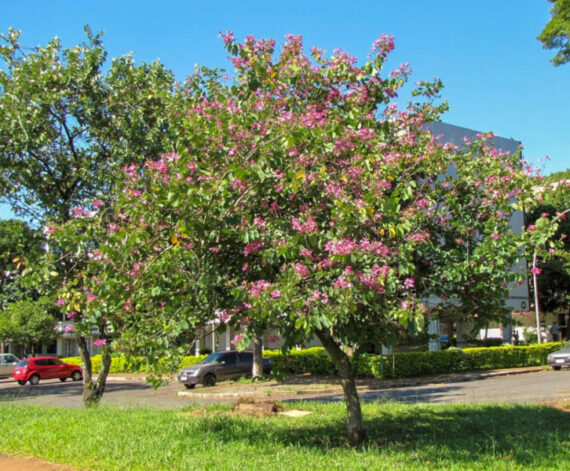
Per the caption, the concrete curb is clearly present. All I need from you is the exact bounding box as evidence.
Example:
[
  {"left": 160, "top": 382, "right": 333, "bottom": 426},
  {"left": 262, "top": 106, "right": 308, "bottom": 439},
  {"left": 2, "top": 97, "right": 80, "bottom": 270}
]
[{"left": 175, "top": 367, "right": 546, "bottom": 399}]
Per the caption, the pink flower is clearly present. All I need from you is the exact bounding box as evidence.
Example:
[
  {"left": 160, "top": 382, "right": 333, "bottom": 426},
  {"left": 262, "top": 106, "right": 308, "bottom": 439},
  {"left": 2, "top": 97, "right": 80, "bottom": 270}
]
[
  {"left": 294, "top": 263, "right": 309, "bottom": 278},
  {"left": 66, "top": 311, "right": 75, "bottom": 319},
  {"left": 221, "top": 30, "right": 235, "bottom": 44},
  {"left": 45, "top": 226, "right": 57, "bottom": 235},
  {"left": 93, "top": 199, "right": 105, "bottom": 208},
  {"left": 243, "top": 241, "right": 264, "bottom": 256},
  {"left": 291, "top": 215, "right": 319, "bottom": 234},
  {"left": 489, "top": 233, "right": 500, "bottom": 240},
  {"left": 253, "top": 217, "right": 266, "bottom": 227},
  {"left": 530, "top": 267, "right": 542, "bottom": 276},
  {"left": 270, "top": 290, "right": 281, "bottom": 298},
  {"left": 242, "top": 263, "right": 249, "bottom": 272},
  {"left": 403, "top": 278, "right": 415, "bottom": 290},
  {"left": 93, "top": 339, "right": 107, "bottom": 347},
  {"left": 300, "top": 248, "right": 313, "bottom": 259},
  {"left": 64, "top": 324, "right": 74, "bottom": 334},
  {"left": 86, "top": 293, "right": 97, "bottom": 303},
  {"left": 231, "top": 334, "right": 243, "bottom": 346},
  {"left": 209, "top": 246, "right": 220, "bottom": 253},
  {"left": 56, "top": 299, "right": 66, "bottom": 306}
]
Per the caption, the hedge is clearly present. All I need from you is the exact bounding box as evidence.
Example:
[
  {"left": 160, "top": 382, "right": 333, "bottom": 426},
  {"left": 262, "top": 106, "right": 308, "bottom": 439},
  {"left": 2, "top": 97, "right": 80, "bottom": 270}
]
[
  {"left": 61, "top": 354, "right": 206, "bottom": 374},
  {"left": 61, "top": 342, "right": 565, "bottom": 379}
]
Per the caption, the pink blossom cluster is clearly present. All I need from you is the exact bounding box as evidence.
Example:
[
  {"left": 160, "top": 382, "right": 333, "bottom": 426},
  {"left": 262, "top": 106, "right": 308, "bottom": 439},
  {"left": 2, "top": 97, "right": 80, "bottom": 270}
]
[
  {"left": 291, "top": 215, "right": 319, "bottom": 234},
  {"left": 71, "top": 206, "right": 90, "bottom": 218},
  {"left": 306, "top": 289, "right": 328, "bottom": 305},
  {"left": 324, "top": 239, "right": 358, "bottom": 255},
  {"left": 93, "top": 339, "right": 107, "bottom": 347},
  {"left": 248, "top": 280, "right": 272, "bottom": 298},
  {"left": 294, "top": 263, "right": 310, "bottom": 278},
  {"left": 243, "top": 241, "right": 264, "bottom": 256},
  {"left": 333, "top": 275, "right": 352, "bottom": 290},
  {"left": 371, "top": 33, "right": 395, "bottom": 56}
]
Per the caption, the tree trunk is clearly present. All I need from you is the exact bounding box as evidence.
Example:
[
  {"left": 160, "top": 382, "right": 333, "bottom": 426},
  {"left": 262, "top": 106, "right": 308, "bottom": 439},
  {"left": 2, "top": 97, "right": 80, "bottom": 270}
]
[
  {"left": 251, "top": 333, "right": 263, "bottom": 380},
  {"left": 316, "top": 329, "right": 366, "bottom": 447},
  {"left": 78, "top": 335, "right": 112, "bottom": 408}
]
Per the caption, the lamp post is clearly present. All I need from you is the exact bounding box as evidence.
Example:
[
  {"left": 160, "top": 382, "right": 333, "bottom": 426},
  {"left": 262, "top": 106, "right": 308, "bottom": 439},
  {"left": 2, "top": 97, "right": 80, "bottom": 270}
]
[{"left": 532, "top": 208, "right": 569, "bottom": 344}]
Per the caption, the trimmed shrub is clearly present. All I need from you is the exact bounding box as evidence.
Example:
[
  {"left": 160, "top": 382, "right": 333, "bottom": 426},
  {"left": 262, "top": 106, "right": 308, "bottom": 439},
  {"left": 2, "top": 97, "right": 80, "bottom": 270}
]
[{"left": 61, "top": 354, "right": 207, "bottom": 374}]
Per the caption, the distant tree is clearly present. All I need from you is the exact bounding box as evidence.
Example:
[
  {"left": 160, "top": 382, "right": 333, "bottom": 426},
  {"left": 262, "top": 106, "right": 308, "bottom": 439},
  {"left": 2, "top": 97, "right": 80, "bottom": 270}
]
[
  {"left": 538, "top": 0, "right": 570, "bottom": 66},
  {"left": 0, "top": 296, "right": 58, "bottom": 356}
]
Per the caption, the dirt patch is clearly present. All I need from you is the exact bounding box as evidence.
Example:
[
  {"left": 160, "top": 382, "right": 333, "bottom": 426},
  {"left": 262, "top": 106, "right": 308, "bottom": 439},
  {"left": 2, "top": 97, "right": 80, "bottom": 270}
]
[
  {"left": 232, "top": 398, "right": 284, "bottom": 417},
  {"left": 0, "top": 454, "right": 80, "bottom": 471}
]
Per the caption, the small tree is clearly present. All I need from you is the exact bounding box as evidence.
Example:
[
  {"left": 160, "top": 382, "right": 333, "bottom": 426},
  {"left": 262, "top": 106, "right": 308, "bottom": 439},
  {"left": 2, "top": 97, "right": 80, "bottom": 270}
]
[
  {"left": 0, "top": 26, "right": 179, "bottom": 406},
  {"left": 70, "top": 32, "right": 537, "bottom": 444}
]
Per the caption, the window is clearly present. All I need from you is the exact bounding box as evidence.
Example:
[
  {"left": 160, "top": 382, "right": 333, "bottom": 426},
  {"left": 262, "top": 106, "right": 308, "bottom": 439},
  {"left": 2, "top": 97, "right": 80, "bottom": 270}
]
[
  {"left": 222, "top": 353, "right": 238, "bottom": 365},
  {"left": 239, "top": 352, "right": 253, "bottom": 363}
]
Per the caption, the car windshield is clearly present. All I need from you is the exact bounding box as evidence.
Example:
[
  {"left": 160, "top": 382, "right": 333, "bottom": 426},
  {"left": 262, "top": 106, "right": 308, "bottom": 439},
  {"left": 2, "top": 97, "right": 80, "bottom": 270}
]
[
  {"left": 17, "top": 360, "right": 28, "bottom": 367},
  {"left": 200, "top": 353, "right": 225, "bottom": 364}
]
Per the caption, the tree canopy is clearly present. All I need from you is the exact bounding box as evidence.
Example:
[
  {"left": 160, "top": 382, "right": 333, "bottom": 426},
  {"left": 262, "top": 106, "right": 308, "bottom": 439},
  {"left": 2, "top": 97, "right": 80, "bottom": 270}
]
[
  {"left": 0, "top": 26, "right": 178, "bottom": 223},
  {"left": 50, "top": 32, "right": 540, "bottom": 443},
  {"left": 538, "top": 0, "right": 570, "bottom": 66}
]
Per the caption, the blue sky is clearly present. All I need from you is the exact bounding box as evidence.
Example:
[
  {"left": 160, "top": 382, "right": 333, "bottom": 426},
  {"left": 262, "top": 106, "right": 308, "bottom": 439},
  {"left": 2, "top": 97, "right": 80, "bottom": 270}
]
[{"left": 1, "top": 0, "right": 569, "bottom": 219}]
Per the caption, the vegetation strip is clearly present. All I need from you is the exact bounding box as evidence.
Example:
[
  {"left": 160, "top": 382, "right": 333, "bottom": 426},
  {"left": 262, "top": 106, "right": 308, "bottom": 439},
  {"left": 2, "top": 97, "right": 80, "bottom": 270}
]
[{"left": 0, "top": 402, "right": 568, "bottom": 471}]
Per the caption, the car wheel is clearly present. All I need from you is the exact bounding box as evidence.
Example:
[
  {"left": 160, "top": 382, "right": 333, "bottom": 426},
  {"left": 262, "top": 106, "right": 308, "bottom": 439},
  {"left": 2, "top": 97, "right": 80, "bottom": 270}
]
[
  {"left": 71, "top": 371, "right": 82, "bottom": 382},
  {"left": 202, "top": 374, "right": 216, "bottom": 387},
  {"left": 29, "top": 374, "right": 40, "bottom": 385},
  {"left": 552, "top": 365, "right": 562, "bottom": 371},
  {"left": 184, "top": 384, "right": 196, "bottom": 390},
  {"left": 60, "top": 377, "right": 67, "bottom": 382},
  {"left": 17, "top": 380, "right": 26, "bottom": 386}
]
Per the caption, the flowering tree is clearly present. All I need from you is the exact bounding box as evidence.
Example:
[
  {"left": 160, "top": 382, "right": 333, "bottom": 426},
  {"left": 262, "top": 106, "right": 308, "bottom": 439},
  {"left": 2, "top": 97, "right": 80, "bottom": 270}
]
[{"left": 57, "top": 33, "right": 536, "bottom": 442}]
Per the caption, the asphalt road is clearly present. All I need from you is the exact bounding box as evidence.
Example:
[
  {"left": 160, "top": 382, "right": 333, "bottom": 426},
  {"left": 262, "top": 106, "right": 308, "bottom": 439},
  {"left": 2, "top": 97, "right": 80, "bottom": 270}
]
[{"left": 0, "top": 369, "right": 569, "bottom": 409}]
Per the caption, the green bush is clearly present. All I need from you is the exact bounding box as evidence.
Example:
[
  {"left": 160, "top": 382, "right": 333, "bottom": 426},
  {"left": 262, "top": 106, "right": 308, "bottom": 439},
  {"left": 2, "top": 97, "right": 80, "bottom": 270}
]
[
  {"left": 61, "top": 354, "right": 206, "bottom": 374},
  {"left": 61, "top": 342, "right": 564, "bottom": 379}
]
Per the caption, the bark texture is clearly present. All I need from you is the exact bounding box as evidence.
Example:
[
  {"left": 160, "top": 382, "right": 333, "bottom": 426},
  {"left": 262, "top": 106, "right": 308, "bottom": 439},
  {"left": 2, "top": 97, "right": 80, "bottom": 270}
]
[
  {"left": 252, "top": 334, "right": 263, "bottom": 380},
  {"left": 316, "top": 329, "right": 366, "bottom": 447},
  {"left": 78, "top": 335, "right": 111, "bottom": 407}
]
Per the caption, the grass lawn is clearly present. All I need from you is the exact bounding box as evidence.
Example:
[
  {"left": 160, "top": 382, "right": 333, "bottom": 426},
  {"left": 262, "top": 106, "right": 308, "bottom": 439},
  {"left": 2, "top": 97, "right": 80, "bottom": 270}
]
[{"left": 0, "top": 400, "right": 569, "bottom": 470}]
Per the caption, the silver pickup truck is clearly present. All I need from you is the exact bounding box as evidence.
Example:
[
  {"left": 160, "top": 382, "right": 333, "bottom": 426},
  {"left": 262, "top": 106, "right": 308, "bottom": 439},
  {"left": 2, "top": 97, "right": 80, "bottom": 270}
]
[{"left": 178, "top": 351, "right": 271, "bottom": 388}]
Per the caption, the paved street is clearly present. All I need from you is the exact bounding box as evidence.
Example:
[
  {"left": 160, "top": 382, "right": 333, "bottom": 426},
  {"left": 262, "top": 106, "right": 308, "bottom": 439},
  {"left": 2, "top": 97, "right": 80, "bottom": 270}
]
[{"left": 0, "top": 369, "right": 569, "bottom": 408}]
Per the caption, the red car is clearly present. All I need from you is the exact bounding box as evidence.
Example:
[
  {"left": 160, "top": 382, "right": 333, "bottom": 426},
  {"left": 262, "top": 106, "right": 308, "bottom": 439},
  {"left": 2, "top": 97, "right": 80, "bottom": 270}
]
[{"left": 13, "top": 356, "right": 83, "bottom": 385}]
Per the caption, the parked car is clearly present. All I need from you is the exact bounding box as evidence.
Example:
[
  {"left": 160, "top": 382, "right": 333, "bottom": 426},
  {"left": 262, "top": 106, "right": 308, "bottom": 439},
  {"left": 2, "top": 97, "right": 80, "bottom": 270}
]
[
  {"left": 13, "top": 356, "right": 83, "bottom": 385},
  {"left": 178, "top": 351, "right": 271, "bottom": 389},
  {"left": 0, "top": 354, "right": 20, "bottom": 378},
  {"left": 547, "top": 343, "right": 570, "bottom": 370}
]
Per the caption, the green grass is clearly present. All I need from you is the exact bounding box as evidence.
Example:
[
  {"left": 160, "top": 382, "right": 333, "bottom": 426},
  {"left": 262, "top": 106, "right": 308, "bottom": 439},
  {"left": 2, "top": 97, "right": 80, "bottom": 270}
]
[{"left": 1, "top": 401, "right": 569, "bottom": 470}]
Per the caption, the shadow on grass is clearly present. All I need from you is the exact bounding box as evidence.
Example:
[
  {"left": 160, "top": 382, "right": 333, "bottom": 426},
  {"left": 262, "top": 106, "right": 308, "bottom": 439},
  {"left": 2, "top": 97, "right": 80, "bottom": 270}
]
[{"left": 192, "top": 402, "right": 570, "bottom": 466}]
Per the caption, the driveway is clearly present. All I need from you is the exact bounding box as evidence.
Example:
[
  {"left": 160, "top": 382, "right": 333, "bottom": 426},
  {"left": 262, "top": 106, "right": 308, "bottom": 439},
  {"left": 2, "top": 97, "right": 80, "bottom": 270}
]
[{"left": 0, "top": 368, "right": 569, "bottom": 408}]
